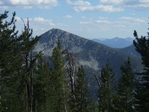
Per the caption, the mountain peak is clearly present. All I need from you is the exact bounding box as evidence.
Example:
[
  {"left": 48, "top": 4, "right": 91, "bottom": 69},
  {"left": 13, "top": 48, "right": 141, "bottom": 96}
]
[
  {"left": 34, "top": 29, "right": 142, "bottom": 74},
  {"left": 50, "top": 28, "right": 65, "bottom": 32},
  {"left": 39, "top": 28, "right": 70, "bottom": 44},
  {"left": 37, "top": 28, "right": 99, "bottom": 54},
  {"left": 43, "top": 28, "right": 67, "bottom": 35}
]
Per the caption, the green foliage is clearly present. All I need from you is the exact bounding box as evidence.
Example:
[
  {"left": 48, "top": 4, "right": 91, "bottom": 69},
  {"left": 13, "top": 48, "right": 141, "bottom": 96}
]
[
  {"left": 47, "top": 40, "right": 69, "bottom": 112},
  {"left": 33, "top": 56, "right": 49, "bottom": 112},
  {"left": 98, "top": 62, "right": 116, "bottom": 112},
  {"left": 1, "top": 10, "right": 148, "bottom": 112},
  {"left": 0, "top": 11, "right": 21, "bottom": 112},
  {"left": 133, "top": 30, "right": 149, "bottom": 111},
  {"left": 115, "top": 58, "right": 136, "bottom": 112},
  {"left": 70, "top": 66, "right": 93, "bottom": 112},
  {"left": 0, "top": 11, "right": 40, "bottom": 112}
]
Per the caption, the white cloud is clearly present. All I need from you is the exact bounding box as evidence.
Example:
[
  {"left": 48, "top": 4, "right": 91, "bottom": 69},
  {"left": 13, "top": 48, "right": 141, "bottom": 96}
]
[
  {"left": 34, "top": 17, "right": 45, "bottom": 22},
  {"left": 15, "top": 16, "right": 33, "bottom": 24},
  {"left": 130, "top": 13, "right": 136, "bottom": 15},
  {"left": 100, "top": 0, "right": 149, "bottom": 10},
  {"left": 120, "top": 17, "right": 146, "bottom": 22},
  {"left": 79, "top": 17, "right": 146, "bottom": 33},
  {"left": 15, "top": 16, "right": 22, "bottom": 22},
  {"left": 96, "top": 20, "right": 111, "bottom": 24},
  {"left": 81, "top": 16, "right": 86, "bottom": 19},
  {"left": 126, "top": 3, "right": 149, "bottom": 10},
  {"left": 73, "top": 4, "right": 124, "bottom": 12},
  {"left": 33, "top": 17, "right": 55, "bottom": 26},
  {"left": 0, "top": 6, "right": 10, "bottom": 9},
  {"left": 63, "top": 15, "right": 72, "bottom": 18},
  {"left": 0, "top": 0, "right": 58, "bottom": 9},
  {"left": 100, "top": 0, "right": 139, "bottom": 5},
  {"left": 15, "top": 16, "right": 56, "bottom": 36},
  {"left": 79, "top": 20, "right": 111, "bottom": 25},
  {"left": 57, "top": 15, "right": 72, "bottom": 19},
  {"left": 66, "top": 0, "right": 124, "bottom": 12},
  {"left": 99, "top": 17, "right": 108, "bottom": 19},
  {"left": 66, "top": 0, "right": 91, "bottom": 6},
  {"left": 79, "top": 21, "right": 92, "bottom": 24},
  {"left": 113, "top": 25, "right": 126, "bottom": 28},
  {"left": 140, "top": 0, "right": 149, "bottom": 3},
  {"left": 100, "top": 0, "right": 124, "bottom": 5},
  {"left": 16, "top": 16, "right": 55, "bottom": 26}
]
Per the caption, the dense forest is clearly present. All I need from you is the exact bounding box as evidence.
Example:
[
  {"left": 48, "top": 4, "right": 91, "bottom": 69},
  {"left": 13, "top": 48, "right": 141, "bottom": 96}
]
[{"left": 0, "top": 11, "right": 149, "bottom": 112}]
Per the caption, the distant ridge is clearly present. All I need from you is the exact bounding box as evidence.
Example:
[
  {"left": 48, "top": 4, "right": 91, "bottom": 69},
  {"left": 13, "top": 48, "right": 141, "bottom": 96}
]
[
  {"left": 34, "top": 28, "right": 142, "bottom": 76},
  {"left": 92, "top": 37, "right": 134, "bottom": 48}
]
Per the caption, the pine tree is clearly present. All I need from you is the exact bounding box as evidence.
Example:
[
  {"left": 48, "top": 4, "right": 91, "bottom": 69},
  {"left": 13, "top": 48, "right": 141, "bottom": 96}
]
[
  {"left": 133, "top": 30, "right": 149, "bottom": 111},
  {"left": 70, "top": 66, "right": 93, "bottom": 112},
  {"left": 98, "top": 62, "right": 116, "bottom": 112},
  {"left": 0, "top": 11, "right": 40, "bottom": 112},
  {"left": 115, "top": 58, "right": 136, "bottom": 112},
  {"left": 47, "top": 40, "right": 69, "bottom": 112},
  {"left": 16, "top": 20, "right": 40, "bottom": 112},
  {"left": 33, "top": 56, "right": 49, "bottom": 112},
  {"left": 0, "top": 11, "right": 22, "bottom": 112}
]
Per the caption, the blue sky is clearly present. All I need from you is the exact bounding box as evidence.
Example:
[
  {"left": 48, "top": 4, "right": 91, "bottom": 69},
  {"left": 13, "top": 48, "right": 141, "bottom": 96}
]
[{"left": 0, "top": 0, "right": 149, "bottom": 39}]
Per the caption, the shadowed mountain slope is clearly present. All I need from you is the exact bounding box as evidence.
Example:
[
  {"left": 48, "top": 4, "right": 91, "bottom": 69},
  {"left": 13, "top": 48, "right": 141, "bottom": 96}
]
[
  {"left": 117, "top": 44, "right": 140, "bottom": 58},
  {"left": 34, "top": 28, "right": 142, "bottom": 78}
]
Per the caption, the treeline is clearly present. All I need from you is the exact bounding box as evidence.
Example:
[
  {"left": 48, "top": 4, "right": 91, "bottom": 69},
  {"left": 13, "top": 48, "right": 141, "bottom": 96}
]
[{"left": 0, "top": 11, "right": 149, "bottom": 112}]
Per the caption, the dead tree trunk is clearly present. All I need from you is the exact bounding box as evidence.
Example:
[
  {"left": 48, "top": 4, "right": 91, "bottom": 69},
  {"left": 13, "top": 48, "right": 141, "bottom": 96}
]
[{"left": 62, "top": 49, "right": 78, "bottom": 94}]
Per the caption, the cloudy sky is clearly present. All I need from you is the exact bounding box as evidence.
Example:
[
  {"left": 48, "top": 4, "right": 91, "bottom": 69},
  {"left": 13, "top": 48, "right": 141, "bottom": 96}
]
[{"left": 0, "top": 0, "right": 149, "bottom": 39}]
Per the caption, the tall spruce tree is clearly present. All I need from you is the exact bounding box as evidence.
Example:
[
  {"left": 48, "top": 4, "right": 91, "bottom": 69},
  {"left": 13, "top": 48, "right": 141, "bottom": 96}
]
[
  {"left": 98, "top": 62, "right": 116, "bottom": 112},
  {"left": 47, "top": 40, "right": 69, "bottom": 112},
  {"left": 33, "top": 56, "right": 49, "bottom": 112},
  {"left": 115, "top": 58, "right": 136, "bottom": 112},
  {"left": 70, "top": 66, "right": 93, "bottom": 112},
  {"left": 133, "top": 30, "right": 149, "bottom": 111}
]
